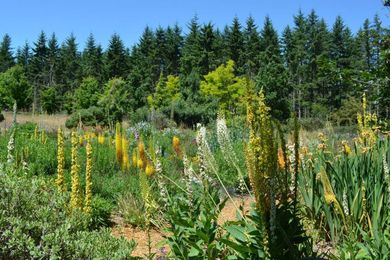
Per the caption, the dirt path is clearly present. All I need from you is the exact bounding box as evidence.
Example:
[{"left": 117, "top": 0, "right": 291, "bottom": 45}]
[{"left": 111, "top": 196, "right": 253, "bottom": 258}]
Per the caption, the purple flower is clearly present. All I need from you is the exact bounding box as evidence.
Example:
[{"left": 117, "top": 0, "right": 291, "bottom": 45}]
[{"left": 134, "top": 131, "right": 139, "bottom": 140}]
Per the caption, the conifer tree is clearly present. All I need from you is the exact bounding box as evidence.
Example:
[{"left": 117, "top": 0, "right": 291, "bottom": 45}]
[
  {"left": 165, "top": 24, "right": 183, "bottom": 75},
  {"left": 226, "top": 17, "right": 244, "bottom": 71},
  {"left": 0, "top": 34, "right": 15, "bottom": 72},
  {"left": 59, "top": 33, "right": 80, "bottom": 92},
  {"left": 81, "top": 33, "right": 105, "bottom": 82},
  {"left": 106, "top": 33, "right": 128, "bottom": 79},
  {"left": 16, "top": 42, "right": 32, "bottom": 69},
  {"left": 243, "top": 16, "right": 261, "bottom": 76}
]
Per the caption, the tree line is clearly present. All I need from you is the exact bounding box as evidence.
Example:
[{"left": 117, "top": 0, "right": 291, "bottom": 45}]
[{"left": 0, "top": 10, "right": 388, "bottom": 126}]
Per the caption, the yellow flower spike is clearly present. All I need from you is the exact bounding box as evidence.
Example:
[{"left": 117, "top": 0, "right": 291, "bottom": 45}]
[
  {"left": 132, "top": 149, "right": 137, "bottom": 167},
  {"left": 84, "top": 139, "right": 93, "bottom": 214},
  {"left": 277, "top": 148, "right": 286, "bottom": 170},
  {"left": 172, "top": 136, "right": 181, "bottom": 156},
  {"left": 341, "top": 141, "right": 351, "bottom": 156},
  {"left": 79, "top": 135, "right": 83, "bottom": 146},
  {"left": 40, "top": 130, "right": 47, "bottom": 144},
  {"left": 138, "top": 142, "right": 146, "bottom": 164},
  {"left": 145, "top": 163, "right": 155, "bottom": 176},
  {"left": 138, "top": 142, "right": 145, "bottom": 156},
  {"left": 34, "top": 126, "right": 38, "bottom": 140},
  {"left": 55, "top": 128, "right": 66, "bottom": 192},
  {"left": 115, "top": 122, "right": 123, "bottom": 164},
  {"left": 121, "top": 136, "right": 130, "bottom": 171},
  {"left": 98, "top": 134, "right": 105, "bottom": 145},
  {"left": 70, "top": 132, "right": 82, "bottom": 210},
  {"left": 137, "top": 158, "right": 144, "bottom": 169}
]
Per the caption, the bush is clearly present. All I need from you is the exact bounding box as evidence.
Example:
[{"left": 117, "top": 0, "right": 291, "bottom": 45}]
[
  {"left": 89, "top": 195, "right": 114, "bottom": 229},
  {"left": 65, "top": 106, "right": 107, "bottom": 129},
  {"left": 0, "top": 170, "right": 136, "bottom": 258}
]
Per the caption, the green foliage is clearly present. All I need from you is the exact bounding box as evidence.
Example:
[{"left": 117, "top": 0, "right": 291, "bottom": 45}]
[
  {"left": 65, "top": 106, "right": 106, "bottom": 128},
  {"left": 0, "top": 170, "right": 136, "bottom": 259},
  {"left": 73, "top": 76, "right": 101, "bottom": 110},
  {"left": 200, "top": 60, "right": 246, "bottom": 114},
  {"left": 0, "top": 34, "right": 15, "bottom": 73},
  {"left": 40, "top": 87, "right": 61, "bottom": 114},
  {"left": 89, "top": 195, "right": 114, "bottom": 229},
  {"left": 256, "top": 52, "right": 291, "bottom": 121},
  {"left": 0, "top": 65, "right": 31, "bottom": 109},
  {"left": 148, "top": 73, "right": 180, "bottom": 119},
  {"left": 331, "top": 96, "right": 362, "bottom": 126},
  {"left": 165, "top": 182, "right": 227, "bottom": 259},
  {"left": 99, "top": 77, "right": 131, "bottom": 123}
]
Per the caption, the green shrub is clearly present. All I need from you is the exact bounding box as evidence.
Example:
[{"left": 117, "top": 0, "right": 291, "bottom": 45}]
[
  {"left": 0, "top": 170, "right": 136, "bottom": 258},
  {"left": 65, "top": 106, "right": 107, "bottom": 128},
  {"left": 89, "top": 195, "right": 114, "bottom": 229}
]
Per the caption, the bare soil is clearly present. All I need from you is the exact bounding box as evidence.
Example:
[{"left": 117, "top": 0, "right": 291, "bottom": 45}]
[{"left": 111, "top": 196, "right": 253, "bottom": 258}]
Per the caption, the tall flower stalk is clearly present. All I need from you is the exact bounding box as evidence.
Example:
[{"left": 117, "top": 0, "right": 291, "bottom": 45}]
[
  {"left": 55, "top": 128, "right": 66, "bottom": 192},
  {"left": 70, "top": 132, "right": 82, "bottom": 210},
  {"left": 245, "top": 89, "right": 279, "bottom": 257},
  {"left": 115, "top": 122, "right": 123, "bottom": 164},
  {"left": 84, "top": 139, "right": 93, "bottom": 214},
  {"left": 121, "top": 136, "right": 130, "bottom": 171},
  {"left": 216, "top": 114, "right": 251, "bottom": 196},
  {"left": 7, "top": 130, "right": 15, "bottom": 166}
]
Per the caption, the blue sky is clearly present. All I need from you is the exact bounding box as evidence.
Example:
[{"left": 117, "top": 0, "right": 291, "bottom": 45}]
[{"left": 1, "top": 0, "right": 389, "bottom": 51}]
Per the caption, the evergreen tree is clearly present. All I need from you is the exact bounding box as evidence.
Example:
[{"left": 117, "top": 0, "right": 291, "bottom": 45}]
[
  {"left": 291, "top": 10, "right": 308, "bottom": 117},
  {"left": 226, "top": 17, "right": 244, "bottom": 71},
  {"left": 31, "top": 31, "right": 49, "bottom": 113},
  {"left": 180, "top": 16, "right": 201, "bottom": 76},
  {"left": 243, "top": 16, "right": 261, "bottom": 76},
  {"left": 16, "top": 42, "right": 32, "bottom": 68},
  {"left": 281, "top": 26, "right": 294, "bottom": 68},
  {"left": 47, "top": 33, "right": 60, "bottom": 85},
  {"left": 81, "top": 33, "right": 105, "bottom": 82},
  {"left": 0, "top": 34, "right": 15, "bottom": 73},
  {"left": 330, "top": 16, "right": 354, "bottom": 69},
  {"left": 59, "top": 33, "right": 80, "bottom": 92},
  {"left": 199, "top": 23, "right": 218, "bottom": 75},
  {"left": 260, "top": 16, "right": 281, "bottom": 62},
  {"left": 155, "top": 26, "right": 168, "bottom": 74},
  {"left": 165, "top": 24, "right": 183, "bottom": 75},
  {"left": 106, "top": 33, "right": 128, "bottom": 79}
]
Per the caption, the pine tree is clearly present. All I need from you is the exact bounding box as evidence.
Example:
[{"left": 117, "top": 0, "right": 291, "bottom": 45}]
[
  {"left": 180, "top": 16, "right": 201, "bottom": 76},
  {"left": 243, "top": 16, "right": 261, "bottom": 76},
  {"left": 106, "top": 33, "right": 128, "bottom": 79},
  {"left": 59, "top": 33, "right": 80, "bottom": 93},
  {"left": 47, "top": 33, "right": 60, "bottom": 86},
  {"left": 31, "top": 31, "right": 49, "bottom": 114},
  {"left": 0, "top": 34, "right": 15, "bottom": 72},
  {"left": 226, "top": 17, "right": 244, "bottom": 71},
  {"left": 81, "top": 33, "right": 105, "bottom": 82},
  {"left": 16, "top": 42, "right": 31, "bottom": 68},
  {"left": 165, "top": 24, "right": 183, "bottom": 75},
  {"left": 281, "top": 26, "right": 293, "bottom": 68},
  {"left": 155, "top": 26, "right": 168, "bottom": 74},
  {"left": 199, "top": 23, "right": 217, "bottom": 75},
  {"left": 291, "top": 10, "right": 308, "bottom": 118},
  {"left": 330, "top": 16, "right": 354, "bottom": 69},
  {"left": 260, "top": 16, "right": 281, "bottom": 62}
]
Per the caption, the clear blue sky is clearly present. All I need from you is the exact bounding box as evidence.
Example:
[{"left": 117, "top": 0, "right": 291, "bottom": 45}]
[{"left": 1, "top": 0, "right": 389, "bottom": 51}]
